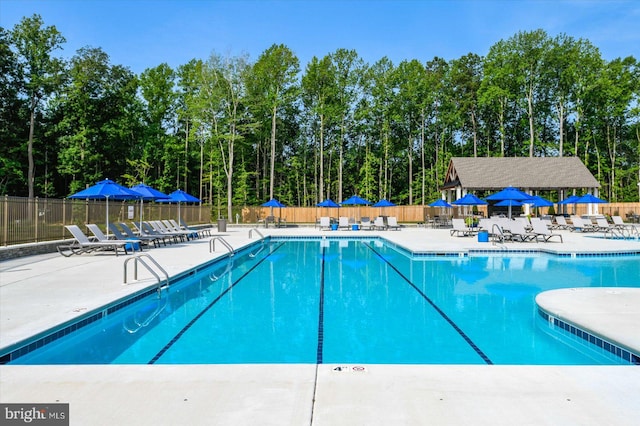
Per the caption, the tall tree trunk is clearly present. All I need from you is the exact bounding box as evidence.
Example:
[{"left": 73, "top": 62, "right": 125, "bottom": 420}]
[
  {"left": 408, "top": 134, "right": 413, "bottom": 204},
  {"left": 527, "top": 86, "right": 535, "bottom": 157},
  {"left": 420, "top": 110, "right": 425, "bottom": 205},
  {"left": 269, "top": 104, "right": 277, "bottom": 199},
  {"left": 28, "top": 98, "right": 36, "bottom": 199},
  {"left": 319, "top": 114, "right": 324, "bottom": 201},
  {"left": 557, "top": 102, "right": 564, "bottom": 157}
]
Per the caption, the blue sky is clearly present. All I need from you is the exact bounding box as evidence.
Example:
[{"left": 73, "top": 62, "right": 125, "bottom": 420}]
[{"left": 2, "top": 0, "right": 639, "bottom": 74}]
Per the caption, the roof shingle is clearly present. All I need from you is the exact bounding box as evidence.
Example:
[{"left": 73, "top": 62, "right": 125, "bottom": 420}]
[{"left": 443, "top": 157, "right": 600, "bottom": 190}]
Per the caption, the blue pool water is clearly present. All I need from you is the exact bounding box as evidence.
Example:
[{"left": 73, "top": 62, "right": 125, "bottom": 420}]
[{"left": 8, "top": 238, "right": 640, "bottom": 365}]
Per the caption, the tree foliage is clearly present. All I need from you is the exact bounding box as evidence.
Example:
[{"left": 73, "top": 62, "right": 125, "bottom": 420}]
[{"left": 2, "top": 16, "right": 639, "bottom": 206}]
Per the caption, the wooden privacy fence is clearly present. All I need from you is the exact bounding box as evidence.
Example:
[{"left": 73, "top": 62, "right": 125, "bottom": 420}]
[
  {"left": 243, "top": 202, "right": 640, "bottom": 226},
  {"left": 2, "top": 195, "right": 640, "bottom": 246}
]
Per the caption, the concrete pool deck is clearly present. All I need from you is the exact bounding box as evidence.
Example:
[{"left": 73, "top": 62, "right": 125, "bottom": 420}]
[{"left": 1, "top": 226, "right": 640, "bottom": 425}]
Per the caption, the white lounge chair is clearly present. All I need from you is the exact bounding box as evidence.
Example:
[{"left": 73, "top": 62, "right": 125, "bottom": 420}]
[
  {"left": 450, "top": 218, "right": 476, "bottom": 237},
  {"left": 530, "top": 220, "right": 563, "bottom": 243},
  {"left": 360, "top": 217, "right": 374, "bottom": 230},
  {"left": 374, "top": 217, "right": 386, "bottom": 230},
  {"left": 594, "top": 217, "right": 613, "bottom": 232},
  {"left": 387, "top": 216, "right": 401, "bottom": 230},
  {"left": 319, "top": 216, "right": 331, "bottom": 230},
  {"left": 503, "top": 220, "right": 537, "bottom": 242},
  {"left": 338, "top": 216, "right": 350, "bottom": 230},
  {"left": 57, "top": 225, "right": 129, "bottom": 257},
  {"left": 551, "top": 216, "right": 571, "bottom": 230},
  {"left": 569, "top": 216, "right": 596, "bottom": 232}
]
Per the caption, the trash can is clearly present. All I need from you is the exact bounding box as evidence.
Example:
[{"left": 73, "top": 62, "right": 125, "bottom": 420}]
[
  {"left": 217, "top": 218, "right": 227, "bottom": 232},
  {"left": 478, "top": 230, "right": 489, "bottom": 242},
  {"left": 331, "top": 224, "right": 338, "bottom": 231},
  {"left": 352, "top": 224, "right": 359, "bottom": 231}
]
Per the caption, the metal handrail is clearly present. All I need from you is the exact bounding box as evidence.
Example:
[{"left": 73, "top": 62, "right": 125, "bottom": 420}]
[
  {"left": 123, "top": 297, "right": 167, "bottom": 333},
  {"left": 123, "top": 253, "right": 170, "bottom": 296},
  {"left": 249, "top": 228, "right": 264, "bottom": 239},
  {"left": 491, "top": 223, "right": 506, "bottom": 243},
  {"left": 210, "top": 236, "right": 234, "bottom": 255}
]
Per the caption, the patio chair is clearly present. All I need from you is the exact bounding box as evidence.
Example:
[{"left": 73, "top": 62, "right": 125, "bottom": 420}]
[
  {"left": 594, "top": 217, "right": 613, "bottom": 232},
  {"left": 612, "top": 215, "right": 637, "bottom": 231},
  {"left": 387, "top": 216, "right": 401, "bottom": 230},
  {"left": 319, "top": 216, "right": 331, "bottom": 230},
  {"left": 179, "top": 218, "right": 213, "bottom": 237},
  {"left": 530, "top": 220, "right": 563, "bottom": 243},
  {"left": 360, "top": 217, "right": 374, "bottom": 230},
  {"left": 374, "top": 216, "right": 387, "bottom": 230},
  {"left": 121, "top": 222, "right": 167, "bottom": 247},
  {"left": 450, "top": 218, "right": 476, "bottom": 237},
  {"left": 86, "top": 224, "right": 143, "bottom": 252},
  {"left": 108, "top": 223, "right": 155, "bottom": 249},
  {"left": 150, "top": 220, "right": 191, "bottom": 241},
  {"left": 338, "top": 216, "right": 350, "bottom": 230},
  {"left": 502, "top": 220, "right": 537, "bottom": 242},
  {"left": 569, "top": 216, "right": 596, "bottom": 232},
  {"left": 140, "top": 222, "right": 181, "bottom": 244},
  {"left": 163, "top": 220, "right": 197, "bottom": 239},
  {"left": 57, "top": 225, "right": 129, "bottom": 257},
  {"left": 550, "top": 216, "right": 571, "bottom": 230}
]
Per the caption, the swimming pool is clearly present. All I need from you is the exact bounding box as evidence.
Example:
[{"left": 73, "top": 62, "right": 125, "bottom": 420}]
[{"left": 7, "top": 237, "right": 640, "bottom": 365}]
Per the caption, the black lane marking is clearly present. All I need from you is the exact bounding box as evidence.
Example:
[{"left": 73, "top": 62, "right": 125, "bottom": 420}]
[
  {"left": 316, "top": 245, "right": 326, "bottom": 364},
  {"left": 148, "top": 242, "right": 286, "bottom": 364},
  {"left": 363, "top": 242, "right": 493, "bottom": 365}
]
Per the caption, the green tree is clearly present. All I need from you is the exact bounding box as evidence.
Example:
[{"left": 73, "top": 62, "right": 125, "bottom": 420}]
[
  {"left": 246, "top": 44, "right": 299, "bottom": 200},
  {"left": 301, "top": 55, "right": 338, "bottom": 201},
  {"left": 0, "top": 27, "right": 25, "bottom": 194},
  {"left": 10, "top": 14, "right": 66, "bottom": 198}
]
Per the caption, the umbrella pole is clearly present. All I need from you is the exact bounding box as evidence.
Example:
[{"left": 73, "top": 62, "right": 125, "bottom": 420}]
[
  {"left": 139, "top": 199, "right": 144, "bottom": 234},
  {"left": 105, "top": 196, "right": 110, "bottom": 235}
]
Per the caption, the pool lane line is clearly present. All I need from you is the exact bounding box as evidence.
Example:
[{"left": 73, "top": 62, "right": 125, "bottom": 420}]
[
  {"left": 317, "top": 245, "right": 326, "bottom": 364},
  {"left": 363, "top": 242, "right": 494, "bottom": 365},
  {"left": 148, "top": 242, "right": 286, "bottom": 365}
]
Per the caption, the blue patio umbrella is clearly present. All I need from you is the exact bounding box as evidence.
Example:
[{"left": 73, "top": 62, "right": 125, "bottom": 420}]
[
  {"left": 557, "top": 195, "right": 581, "bottom": 204},
  {"left": 341, "top": 195, "right": 370, "bottom": 221},
  {"left": 526, "top": 195, "right": 554, "bottom": 208},
  {"left": 69, "top": 179, "right": 140, "bottom": 232},
  {"left": 452, "top": 193, "right": 487, "bottom": 219},
  {"left": 317, "top": 199, "right": 339, "bottom": 208},
  {"left": 452, "top": 193, "right": 487, "bottom": 206},
  {"left": 494, "top": 199, "right": 524, "bottom": 219},
  {"left": 158, "top": 189, "right": 201, "bottom": 223},
  {"left": 130, "top": 183, "right": 170, "bottom": 231},
  {"left": 316, "top": 199, "right": 339, "bottom": 220},
  {"left": 341, "top": 195, "right": 370, "bottom": 205},
  {"left": 575, "top": 193, "right": 607, "bottom": 204},
  {"left": 428, "top": 199, "right": 453, "bottom": 208},
  {"left": 373, "top": 199, "right": 396, "bottom": 207},
  {"left": 575, "top": 193, "right": 607, "bottom": 216},
  {"left": 557, "top": 194, "right": 581, "bottom": 215},
  {"left": 261, "top": 198, "right": 286, "bottom": 220},
  {"left": 262, "top": 198, "right": 286, "bottom": 208},
  {"left": 130, "top": 183, "right": 169, "bottom": 201},
  {"left": 486, "top": 186, "right": 531, "bottom": 201}
]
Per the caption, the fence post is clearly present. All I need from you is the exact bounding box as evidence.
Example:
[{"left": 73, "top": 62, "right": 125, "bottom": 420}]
[
  {"left": 34, "top": 196, "right": 39, "bottom": 242},
  {"left": 2, "top": 195, "right": 7, "bottom": 246}
]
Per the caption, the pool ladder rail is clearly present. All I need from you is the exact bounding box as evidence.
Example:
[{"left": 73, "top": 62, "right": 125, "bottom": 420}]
[
  {"left": 210, "top": 236, "right": 234, "bottom": 255},
  {"left": 249, "top": 228, "right": 264, "bottom": 239},
  {"left": 123, "top": 253, "right": 170, "bottom": 297}
]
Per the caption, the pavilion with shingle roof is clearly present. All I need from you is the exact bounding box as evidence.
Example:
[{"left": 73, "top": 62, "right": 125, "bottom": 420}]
[{"left": 441, "top": 157, "right": 601, "bottom": 214}]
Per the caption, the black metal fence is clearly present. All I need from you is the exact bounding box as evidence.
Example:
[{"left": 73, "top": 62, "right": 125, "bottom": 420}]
[{"left": 1, "top": 196, "right": 211, "bottom": 246}]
